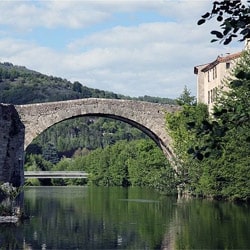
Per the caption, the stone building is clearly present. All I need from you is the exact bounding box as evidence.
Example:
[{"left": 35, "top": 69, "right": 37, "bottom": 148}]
[
  {"left": 194, "top": 52, "right": 241, "bottom": 112},
  {"left": 194, "top": 39, "right": 249, "bottom": 113}
]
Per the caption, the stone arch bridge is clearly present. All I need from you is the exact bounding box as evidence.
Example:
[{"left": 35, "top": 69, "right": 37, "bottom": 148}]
[
  {"left": 15, "top": 98, "right": 180, "bottom": 160},
  {"left": 0, "top": 98, "right": 180, "bottom": 186}
]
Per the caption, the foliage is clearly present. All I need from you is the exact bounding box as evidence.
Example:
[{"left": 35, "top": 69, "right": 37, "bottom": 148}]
[
  {"left": 0, "top": 61, "right": 175, "bottom": 105},
  {"left": 190, "top": 50, "right": 250, "bottom": 159},
  {"left": 26, "top": 117, "right": 148, "bottom": 161},
  {"left": 42, "top": 142, "right": 59, "bottom": 164},
  {"left": 166, "top": 103, "right": 209, "bottom": 195},
  {"left": 0, "top": 182, "right": 21, "bottom": 216},
  {"left": 24, "top": 154, "right": 54, "bottom": 186},
  {"left": 198, "top": 0, "right": 250, "bottom": 45},
  {"left": 167, "top": 52, "right": 250, "bottom": 201},
  {"left": 176, "top": 85, "right": 196, "bottom": 106},
  {"left": 0, "top": 183, "right": 20, "bottom": 201},
  {"left": 0, "top": 204, "right": 12, "bottom": 216},
  {"left": 46, "top": 139, "right": 177, "bottom": 194}
]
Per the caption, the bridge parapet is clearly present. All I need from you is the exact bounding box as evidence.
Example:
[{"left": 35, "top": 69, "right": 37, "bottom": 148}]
[{"left": 24, "top": 171, "right": 89, "bottom": 179}]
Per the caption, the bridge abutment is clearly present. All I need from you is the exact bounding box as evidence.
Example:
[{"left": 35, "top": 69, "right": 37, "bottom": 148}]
[{"left": 0, "top": 104, "right": 25, "bottom": 186}]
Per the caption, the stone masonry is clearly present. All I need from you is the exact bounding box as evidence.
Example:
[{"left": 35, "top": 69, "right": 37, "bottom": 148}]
[
  {"left": 16, "top": 98, "right": 180, "bottom": 161},
  {"left": 0, "top": 103, "right": 24, "bottom": 186}
]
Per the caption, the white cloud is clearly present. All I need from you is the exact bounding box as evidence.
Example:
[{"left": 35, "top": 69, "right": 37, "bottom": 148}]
[{"left": 0, "top": 0, "right": 244, "bottom": 99}]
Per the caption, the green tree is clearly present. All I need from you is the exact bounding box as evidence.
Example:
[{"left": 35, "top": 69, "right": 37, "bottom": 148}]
[
  {"left": 42, "top": 142, "right": 59, "bottom": 164},
  {"left": 166, "top": 103, "right": 209, "bottom": 195},
  {"left": 176, "top": 85, "right": 196, "bottom": 106},
  {"left": 187, "top": 50, "right": 250, "bottom": 201}
]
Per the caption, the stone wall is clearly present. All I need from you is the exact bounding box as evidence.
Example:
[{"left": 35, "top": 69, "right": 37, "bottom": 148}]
[{"left": 0, "top": 104, "right": 24, "bottom": 186}]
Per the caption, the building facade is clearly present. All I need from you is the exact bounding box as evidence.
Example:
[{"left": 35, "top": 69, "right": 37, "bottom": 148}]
[
  {"left": 194, "top": 51, "right": 241, "bottom": 112},
  {"left": 194, "top": 39, "right": 250, "bottom": 112}
]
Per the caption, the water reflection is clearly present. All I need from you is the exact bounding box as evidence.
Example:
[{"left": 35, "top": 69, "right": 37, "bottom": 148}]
[{"left": 0, "top": 186, "right": 249, "bottom": 249}]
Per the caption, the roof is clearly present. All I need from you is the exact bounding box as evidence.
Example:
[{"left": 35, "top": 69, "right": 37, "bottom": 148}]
[
  {"left": 194, "top": 51, "right": 242, "bottom": 74},
  {"left": 201, "top": 52, "right": 242, "bottom": 72},
  {"left": 194, "top": 63, "right": 209, "bottom": 74}
]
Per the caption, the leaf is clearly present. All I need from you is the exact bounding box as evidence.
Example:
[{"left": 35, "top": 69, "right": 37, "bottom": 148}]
[
  {"left": 211, "top": 30, "right": 224, "bottom": 38},
  {"left": 214, "top": 128, "right": 226, "bottom": 137},
  {"left": 213, "top": 110, "right": 223, "bottom": 117},
  {"left": 245, "top": 73, "right": 250, "bottom": 80},
  {"left": 240, "top": 28, "right": 249, "bottom": 35},
  {"left": 202, "top": 12, "right": 210, "bottom": 18},
  {"left": 223, "top": 26, "right": 231, "bottom": 35},
  {"left": 235, "top": 70, "right": 246, "bottom": 79},
  {"left": 217, "top": 15, "right": 223, "bottom": 22},
  {"left": 186, "top": 121, "right": 196, "bottom": 129},
  {"left": 230, "top": 80, "right": 243, "bottom": 87},
  {"left": 202, "top": 120, "right": 212, "bottom": 130},
  {"left": 197, "top": 19, "right": 206, "bottom": 25},
  {"left": 224, "top": 36, "right": 232, "bottom": 45},
  {"left": 187, "top": 148, "right": 194, "bottom": 154},
  {"left": 204, "top": 152, "right": 211, "bottom": 158},
  {"left": 196, "top": 152, "right": 204, "bottom": 161},
  {"left": 211, "top": 39, "right": 218, "bottom": 43}
]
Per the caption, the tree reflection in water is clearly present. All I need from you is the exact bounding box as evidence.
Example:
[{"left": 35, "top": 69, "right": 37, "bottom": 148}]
[{"left": 0, "top": 186, "right": 249, "bottom": 249}]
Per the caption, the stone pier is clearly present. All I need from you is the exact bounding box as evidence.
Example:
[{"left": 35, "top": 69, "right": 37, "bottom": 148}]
[{"left": 0, "top": 104, "right": 24, "bottom": 187}]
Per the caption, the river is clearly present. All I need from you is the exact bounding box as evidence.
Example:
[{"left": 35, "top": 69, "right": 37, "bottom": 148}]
[{"left": 0, "top": 186, "right": 249, "bottom": 249}]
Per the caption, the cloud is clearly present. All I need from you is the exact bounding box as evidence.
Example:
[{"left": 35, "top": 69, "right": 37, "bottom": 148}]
[{"left": 0, "top": 0, "right": 244, "bottom": 99}]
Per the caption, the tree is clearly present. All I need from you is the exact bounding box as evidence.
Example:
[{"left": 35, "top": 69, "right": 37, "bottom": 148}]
[
  {"left": 187, "top": 50, "right": 250, "bottom": 201},
  {"left": 166, "top": 103, "right": 209, "bottom": 195},
  {"left": 73, "top": 81, "right": 82, "bottom": 93},
  {"left": 198, "top": 0, "right": 250, "bottom": 45},
  {"left": 176, "top": 85, "right": 196, "bottom": 106},
  {"left": 190, "top": 49, "right": 250, "bottom": 159},
  {"left": 42, "top": 142, "right": 59, "bottom": 165}
]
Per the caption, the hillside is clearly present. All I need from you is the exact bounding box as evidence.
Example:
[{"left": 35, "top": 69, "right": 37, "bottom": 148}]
[
  {"left": 0, "top": 62, "right": 176, "bottom": 105},
  {"left": 0, "top": 62, "right": 176, "bottom": 160}
]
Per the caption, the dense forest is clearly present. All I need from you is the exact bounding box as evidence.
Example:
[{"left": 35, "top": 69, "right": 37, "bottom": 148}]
[{"left": 25, "top": 139, "right": 175, "bottom": 194}]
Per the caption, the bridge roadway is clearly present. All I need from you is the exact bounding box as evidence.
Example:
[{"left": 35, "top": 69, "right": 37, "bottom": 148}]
[{"left": 24, "top": 171, "right": 89, "bottom": 179}]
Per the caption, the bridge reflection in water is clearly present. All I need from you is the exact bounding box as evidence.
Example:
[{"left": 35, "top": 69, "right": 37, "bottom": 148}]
[{"left": 24, "top": 171, "right": 89, "bottom": 179}]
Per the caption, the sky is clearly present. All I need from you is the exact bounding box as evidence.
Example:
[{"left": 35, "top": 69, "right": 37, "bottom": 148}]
[{"left": 0, "top": 0, "right": 244, "bottom": 99}]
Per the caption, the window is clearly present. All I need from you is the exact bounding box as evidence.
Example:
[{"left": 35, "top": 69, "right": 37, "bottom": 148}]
[
  {"left": 208, "top": 91, "right": 210, "bottom": 104},
  {"left": 213, "top": 67, "right": 217, "bottom": 79},
  {"left": 226, "top": 62, "right": 230, "bottom": 69},
  {"left": 213, "top": 87, "right": 218, "bottom": 102},
  {"left": 208, "top": 71, "right": 210, "bottom": 82}
]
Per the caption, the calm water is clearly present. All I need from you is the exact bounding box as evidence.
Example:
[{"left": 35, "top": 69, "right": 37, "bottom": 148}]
[{"left": 0, "top": 186, "right": 249, "bottom": 249}]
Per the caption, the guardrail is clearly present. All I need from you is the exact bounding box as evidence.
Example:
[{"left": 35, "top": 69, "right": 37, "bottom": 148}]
[{"left": 24, "top": 171, "right": 89, "bottom": 179}]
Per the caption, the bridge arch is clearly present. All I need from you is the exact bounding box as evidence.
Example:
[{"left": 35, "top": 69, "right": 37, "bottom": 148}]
[{"left": 15, "top": 98, "right": 180, "bottom": 162}]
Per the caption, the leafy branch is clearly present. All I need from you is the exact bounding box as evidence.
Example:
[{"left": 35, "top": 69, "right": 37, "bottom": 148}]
[{"left": 198, "top": 0, "right": 250, "bottom": 45}]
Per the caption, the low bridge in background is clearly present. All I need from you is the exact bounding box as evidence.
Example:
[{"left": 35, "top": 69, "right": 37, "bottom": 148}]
[{"left": 24, "top": 171, "right": 89, "bottom": 179}]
